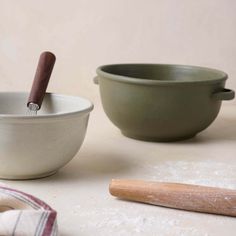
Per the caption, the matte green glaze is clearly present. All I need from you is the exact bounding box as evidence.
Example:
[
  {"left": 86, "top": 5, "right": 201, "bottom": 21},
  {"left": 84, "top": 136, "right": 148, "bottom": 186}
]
[{"left": 95, "top": 64, "right": 235, "bottom": 142}]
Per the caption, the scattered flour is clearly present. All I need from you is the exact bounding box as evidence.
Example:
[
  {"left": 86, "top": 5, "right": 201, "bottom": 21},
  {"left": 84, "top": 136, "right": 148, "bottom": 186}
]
[
  {"left": 72, "top": 160, "right": 236, "bottom": 235},
  {"left": 76, "top": 206, "right": 215, "bottom": 236},
  {"left": 144, "top": 160, "right": 236, "bottom": 189}
]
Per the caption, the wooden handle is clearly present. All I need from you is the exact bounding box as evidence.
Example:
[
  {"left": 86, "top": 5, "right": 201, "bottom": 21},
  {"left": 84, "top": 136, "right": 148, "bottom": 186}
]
[
  {"left": 109, "top": 179, "right": 236, "bottom": 217},
  {"left": 27, "top": 51, "right": 56, "bottom": 109}
]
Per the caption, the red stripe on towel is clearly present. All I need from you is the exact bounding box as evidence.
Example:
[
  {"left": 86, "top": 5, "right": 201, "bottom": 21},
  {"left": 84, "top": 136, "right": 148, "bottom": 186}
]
[
  {"left": 0, "top": 186, "right": 52, "bottom": 210},
  {"left": 41, "top": 211, "right": 57, "bottom": 236}
]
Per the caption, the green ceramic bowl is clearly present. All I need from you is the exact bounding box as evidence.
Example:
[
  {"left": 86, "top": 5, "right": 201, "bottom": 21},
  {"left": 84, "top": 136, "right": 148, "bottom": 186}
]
[{"left": 94, "top": 64, "right": 235, "bottom": 141}]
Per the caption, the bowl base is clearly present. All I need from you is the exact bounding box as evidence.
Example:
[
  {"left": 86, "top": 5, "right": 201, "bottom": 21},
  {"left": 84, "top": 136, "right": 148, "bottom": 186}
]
[
  {"left": 0, "top": 170, "right": 57, "bottom": 180},
  {"left": 121, "top": 131, "right": 197, "bottom": 142}
]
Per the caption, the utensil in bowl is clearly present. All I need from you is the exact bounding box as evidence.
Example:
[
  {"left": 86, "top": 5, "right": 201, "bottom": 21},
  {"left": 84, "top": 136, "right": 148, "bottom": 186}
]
[
  {"left": 27, "top": 51, "right": 56, "bottom": 115},
  {"left": 94, "top": 64, "right": 235, "bottom": 141},
  {"left": 0, "top": 92, "right": 93, "bottom": 180}
]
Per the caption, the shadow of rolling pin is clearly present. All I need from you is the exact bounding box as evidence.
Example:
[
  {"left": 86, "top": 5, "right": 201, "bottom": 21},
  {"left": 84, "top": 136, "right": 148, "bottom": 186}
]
[{"left": 109, "top": 179, "right": 236, "bottom": 217}]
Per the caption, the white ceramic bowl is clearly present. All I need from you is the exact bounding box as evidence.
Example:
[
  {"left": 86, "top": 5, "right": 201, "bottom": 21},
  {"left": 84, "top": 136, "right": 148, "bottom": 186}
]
[{"left": 0, "top": 92, "right": 93, "bottom": 180}]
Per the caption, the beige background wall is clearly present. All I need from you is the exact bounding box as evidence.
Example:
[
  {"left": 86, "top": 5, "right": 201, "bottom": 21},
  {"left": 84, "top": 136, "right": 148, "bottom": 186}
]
[{"left": 0, "top": 0, "right": 236, "bottom": 104}]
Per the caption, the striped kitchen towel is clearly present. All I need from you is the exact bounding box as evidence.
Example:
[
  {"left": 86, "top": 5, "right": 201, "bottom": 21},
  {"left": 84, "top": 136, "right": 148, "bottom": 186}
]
[{"left": 0, "top": 185, "right": 58, "bottom": 236}]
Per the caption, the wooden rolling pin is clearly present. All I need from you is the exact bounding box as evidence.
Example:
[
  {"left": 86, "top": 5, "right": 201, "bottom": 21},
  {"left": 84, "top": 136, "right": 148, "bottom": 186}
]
[{"left": 109, "top": 179, "right": 236, "bottom": 217}]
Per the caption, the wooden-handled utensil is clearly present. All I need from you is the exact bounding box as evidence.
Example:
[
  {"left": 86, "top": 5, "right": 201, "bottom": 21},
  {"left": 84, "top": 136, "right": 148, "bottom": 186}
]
[
  {"left": 109, "top": 179, "right": 236, "bottom": 217},
  {"left": 27, "top": 51, "right": 56, "bottom": 115}
]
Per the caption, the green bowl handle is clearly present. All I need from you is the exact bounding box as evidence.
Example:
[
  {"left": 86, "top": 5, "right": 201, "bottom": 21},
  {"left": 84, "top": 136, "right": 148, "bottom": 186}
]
[
  {"left": 93, "top": 76, "right": 99, "bottom": 85},
  {"left": 212, "top": 88, "right": 235, "bottom": 101}
]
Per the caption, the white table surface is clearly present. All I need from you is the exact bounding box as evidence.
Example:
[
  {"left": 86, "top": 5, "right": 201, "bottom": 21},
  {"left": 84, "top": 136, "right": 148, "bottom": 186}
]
[{"left": 2, "top": 103, "right": 236, "bottom": 236}]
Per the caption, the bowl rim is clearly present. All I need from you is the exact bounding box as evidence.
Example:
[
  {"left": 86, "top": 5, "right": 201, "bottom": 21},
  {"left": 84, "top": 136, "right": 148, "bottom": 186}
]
[
  {"left": 0, "top": 92, "right": 94, "bottom": 120},
  {"left": 96, "top": 63, "right": 228, "bottom": 85}
]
